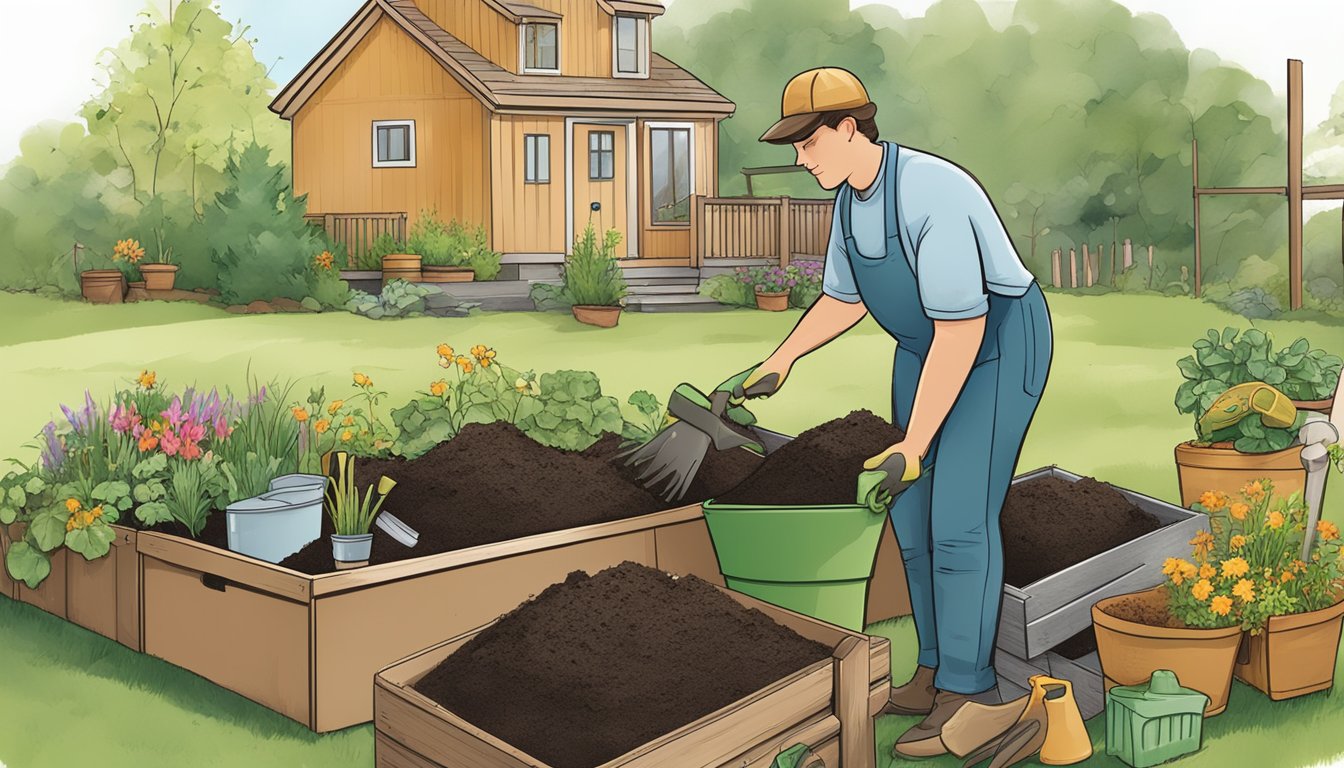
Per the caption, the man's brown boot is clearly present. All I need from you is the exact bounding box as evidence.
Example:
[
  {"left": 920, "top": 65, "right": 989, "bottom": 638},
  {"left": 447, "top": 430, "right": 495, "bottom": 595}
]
[
  {"left": 893, "top": 687, "right": 1001, "bottom": 760},
  {"left": 880, "top": 664, "right": 937, "bottom": 716}
]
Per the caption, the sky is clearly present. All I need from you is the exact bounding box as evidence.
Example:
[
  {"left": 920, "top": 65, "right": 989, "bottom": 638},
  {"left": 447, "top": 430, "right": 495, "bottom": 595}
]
[{"left": 0, "top": 0, "right": 1342, "bottom": 166}]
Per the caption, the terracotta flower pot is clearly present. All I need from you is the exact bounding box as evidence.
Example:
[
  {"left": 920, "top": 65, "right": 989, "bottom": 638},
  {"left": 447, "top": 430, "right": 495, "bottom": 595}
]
[
  {"left": 1291, "top": 397, "right": 1335, "bottom": 415},
  {"left": 1173, "top": 440, "right": 1306, "bottom": 508},
  {"left": 80, "top": 270, "right": 126, "bottom": 304},
  {"left": 1234, "top": 597, "right": 1344, "bottom": 700},
  {"left": 571, "top": 305, "right": 621, "bottom": 328},
  {"left": 382, "top": 254, "right": 422, "bottom": 286},
  {"left": 755, "top": 290, "right": 790, "bottom": 312},
  {"left": 1092, "top": 586, "right": 1242, "bottom": 716},
  {"left": 139, "top": 264, "right": 179, "bottom": 291},
  {"left": 420, "top": 265, "right": 475, "bottom": 284}
]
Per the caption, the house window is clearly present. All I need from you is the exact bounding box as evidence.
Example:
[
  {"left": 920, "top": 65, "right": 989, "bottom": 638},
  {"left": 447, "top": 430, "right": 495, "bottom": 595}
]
[
  {"left": 522, "top": 23, "right": 559, "bottom": 73},
  {"left": 651, "top": 127, "right": 691, "bottom": 224},
  {"left": 613, "top": 14, "right": 648, "bottom": 77},
  {"left": 589, "top": 131, "right": 615, "bottom": 181},
  {"left": 372, "top": 120, "right": 415, "bottom": 168},
  {"left": 524, "top": 134, "right": 550, "bottom": 184}
]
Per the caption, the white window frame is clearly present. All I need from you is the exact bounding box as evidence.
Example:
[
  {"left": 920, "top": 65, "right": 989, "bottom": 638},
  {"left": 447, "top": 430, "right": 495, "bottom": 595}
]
[
  {"left": 524, "top": 134, "right": 551, "bottom": 184},
  {"left": 520, "top": 22, "right": 561, "bottom": 75},
  {"left": 372, "top": 120, "right": 416, "bottom": 168},
  {"left": 647, "top": 122, "right": 696, "bottom": 228},
  {"left": 612, "top": 14, "right": 649, "bottom": 79}
]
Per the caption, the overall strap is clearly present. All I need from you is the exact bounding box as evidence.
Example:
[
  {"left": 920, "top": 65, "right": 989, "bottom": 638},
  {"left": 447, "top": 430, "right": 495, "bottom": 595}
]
[{"left": 837, "top": 181, "right": 855, "bottom": 243}]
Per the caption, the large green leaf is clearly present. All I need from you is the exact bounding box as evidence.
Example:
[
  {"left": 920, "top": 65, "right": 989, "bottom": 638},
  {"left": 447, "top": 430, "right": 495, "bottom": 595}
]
[
  {"left": 1176, "top": 356, "right": 1204, "bottom": 381},
  {"left": 66, "top": 523, "right": 116, "bottom": 561},
  {"left": 29, "top": 509, "right": 68, "bottom": 552},
  {"left": 7, "top": 485, "right": 26, "bottom": 509},
  {"left": 24, "top": 476, "right": 46, "bottom": 495},
  {"left": 135, "top": 502, "right": 173, "bottom": 527},
  {"left": 0, "top": 505, "right": 16, "bottom": 526},
  {"left": 6, "top": 541, "right": 51, "bottom": 589}
]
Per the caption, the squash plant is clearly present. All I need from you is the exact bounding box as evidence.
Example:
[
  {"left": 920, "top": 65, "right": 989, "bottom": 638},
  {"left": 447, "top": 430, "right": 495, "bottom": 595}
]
[{"left": 1175, "top": 327, "right": 1340, "bottom": 452}]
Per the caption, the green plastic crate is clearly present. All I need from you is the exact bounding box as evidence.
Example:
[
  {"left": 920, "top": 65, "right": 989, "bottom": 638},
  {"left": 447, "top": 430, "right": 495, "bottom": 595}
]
[{"left": 1106, "top": 670, "right": 1209, "bottom": 767}]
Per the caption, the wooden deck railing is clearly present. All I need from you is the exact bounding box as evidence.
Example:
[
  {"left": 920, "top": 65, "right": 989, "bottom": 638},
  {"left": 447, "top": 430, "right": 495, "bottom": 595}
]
[
  {"left": 304, "top": 212, "right": 408, "bottom": 267},
  {"left": 691, "top": 196, "right": 832, "bottom": 266}
]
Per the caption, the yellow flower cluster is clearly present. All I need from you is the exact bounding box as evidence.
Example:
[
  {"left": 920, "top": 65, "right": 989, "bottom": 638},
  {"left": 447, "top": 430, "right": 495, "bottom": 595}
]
[
  {"left": 430, "top": 380, "right": 448, "bottom": 398},
  {"left": 1220, "top": 557, "right": 1249, "bottom": 579},
  {"left": 1317, "top": 521, "right": 1340, "bottom": 542},
  {"left": 1199, "top": 490, "right": 1228, "bottom": 512},
  {"left": 1162, "top": 557, "right": 1198, "bottom": 586},
  {"left": 114, "top": 238, "right": 145, "bottom": 264},
  {"left": 434, "top": 343, "right": 497, "bottom": 373},
  {"left": 314, "top": 251, "right": 335, "bottom": 271},
  {"left": 353, "top": 372, "right": 373, "bottom": 388},
  {"left": 1241, "top": 480, "right": 1266, "bottom": 502},
  {"left": 1232, "top": 579, "right": 1256, "bottom": 604},
  {"left": 138, "top": 370, "right": 157, "bottom": 390},
  {"left": 1188, "top": 530, "right": 1215, "bottom": 562},
  {"left": 64, "top": 498, "right": 104, "bottom": 532},
  {"left": 1266, "top": 510, "right": 1285, "bottom": 530}
]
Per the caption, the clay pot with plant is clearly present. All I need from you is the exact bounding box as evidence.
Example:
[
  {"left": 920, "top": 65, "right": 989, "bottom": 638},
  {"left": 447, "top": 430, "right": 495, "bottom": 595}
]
[
  {"left": 745, "top": 265, "right": 793, "bottom": 311},
  {"left": 324, "top": 451, "right": 397, "bottom": 569},
  {"left": 564, "top": 217, "right": 628, "bottom": 328},
  {"left": 133, "top": 228, "right": 179, "bottom": 291}
]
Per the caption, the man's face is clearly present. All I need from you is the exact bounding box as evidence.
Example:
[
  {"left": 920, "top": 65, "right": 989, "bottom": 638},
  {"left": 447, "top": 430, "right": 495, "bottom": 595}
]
[{"left": 792, "top": 119, "right": 858, "bottom": 190}]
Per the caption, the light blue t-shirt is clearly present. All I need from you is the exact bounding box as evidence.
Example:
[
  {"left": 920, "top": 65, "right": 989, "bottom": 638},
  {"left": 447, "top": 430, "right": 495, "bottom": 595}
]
[{"left": 822, "top": 142, "right": 1035, "bottom": 320}]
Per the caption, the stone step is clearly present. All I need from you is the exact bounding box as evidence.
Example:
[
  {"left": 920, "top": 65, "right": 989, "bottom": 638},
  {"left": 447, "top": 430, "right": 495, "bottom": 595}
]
[
  {"left": 624, "top": 276, "right": 700, "bottom": 287},
  {"left": 625, "top": 283, "right": 702, "bottom": 296},
  {"left": 626, "top": 294, "right": 731, "bottom": 313},
  {"left": 618, "top": 266, "right": 700, "bottom": 279}
]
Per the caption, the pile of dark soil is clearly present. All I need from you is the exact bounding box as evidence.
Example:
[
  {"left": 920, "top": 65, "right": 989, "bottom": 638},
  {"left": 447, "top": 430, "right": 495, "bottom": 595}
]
[
  {"left": 1099, "top": 587, "right": 1188, "bottom": 629},
  {"left": 714, "top": 410, "right": 906, "bottom": 506},
  {"left": 1002, "top": 476, "right": 1164, "bottom": 587},
  {"left": 583, "top": 431, "right": 765, "bottom": 503},
  {"left": 412, "top": 561, "right": 832, "bottom": 768}
]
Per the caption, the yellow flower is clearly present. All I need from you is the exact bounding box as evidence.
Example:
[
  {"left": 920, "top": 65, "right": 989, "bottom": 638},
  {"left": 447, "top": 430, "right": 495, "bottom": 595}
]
[
  {"left": 1199, "top": 490, "right": 1228, "bottom": 513},
  {"left": 353, "top": 372, "right": 371, "bottom": 388},
  {"left": 1192, "top": 579, "right": 1214, "bottom": 601},
  {"left": 66, "top": 518, "right": 76, "bottom": 532},
  {"left": 471, "top": 345, "right": 497, "bottom": 367},
  {"left": 430, "top": 380, "right": 449, "bottom": 397},
  {"left": 1232, "top": 579, "right": 1256, "bottom": 603},
  {"left": 1221, "top": 557, "right": 1250, "bottom": 579},
  {"left": 342, "top": 415, "right": 355, "bottom": 427},
  {"left": 1210, "top": 595, "right": 1233, "bottom": 617},
  {"left": 1281, "top": 570, "right": 1295, "bottom": 584},
  {"left": 437, "top": 344, "right": 454, "bottom": 359},
  {"left": 456, "top": 356, "right": 474, "bottom": 374},
  {"left": 1317, "top": 521, "right": 1340, "bottom": 542},
  {"left": 1163, "top": 558, "right": 1196, "bottom": 586},
  {"left": 89, "top": 505, "right": 103, "bottom": 520},
  {"left": 314, "top": 251, "right": 335, "bottom": 270},
  {"left": 340, "top": 429, "right": 353, "bottom": 442},
  {"left": 138, "top": 370, "right": 157, "bottom": 390},
  {"left": 328, "top": 400, "right": 344, "bottom": 415},
  {"left": 1229, "top": 502, "right": 1249, "bottom": 521},
  {"left": 1266, "top": 510, "right": 1285, "bottom": 530},
  {"left": 1293, "top": 559, "right": 1308, "bottom": 573},
  {"left": 314, "top": 419, "right": 330, "bottom": 434},
  {"left": 292, "top": 407, "right": 310, "bottom": 422},
  {"left": 1189, "top": 530, "right": 1215, "bottom": 561},
  {"left": 1199, "top": 563, "right": 1217, "bottom": 580},
  {"left": 1242, "top": 480, "right": 1267, "bottom": 502},
  {"left": 65, "top": 498, "right": 81, "bottom": 514},
  {"left": 1229, "top": 534, "right": 1246, "bottom": 550}
]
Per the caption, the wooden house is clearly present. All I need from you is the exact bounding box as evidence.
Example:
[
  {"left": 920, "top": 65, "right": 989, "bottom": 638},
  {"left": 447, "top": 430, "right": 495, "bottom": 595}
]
[{"left": 269, "top": 0, "right": 736, "bottom": 273}]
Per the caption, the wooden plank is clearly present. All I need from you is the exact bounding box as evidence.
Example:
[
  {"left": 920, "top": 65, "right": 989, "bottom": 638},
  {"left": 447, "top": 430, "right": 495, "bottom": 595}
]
[
  {"left": 1045, "top": 652, "right": 1105, "bottom": 720},
  {"left": 377, "top": 731, "right": 447, "bottom": 768},
  {"left": 1193, "top": 139, "right": 1202, "bottom": 297},
  {"left": 720, "top": 713, "right": 840, "bottom": 768},
  {"left": 1288, "top": 58, "right": 1304, "bottom": 310},
  {"left": 378, "top": 677, "right": 548, "bottom": 768},
  {"left": 18, "top": 547, "right": 67, "bottom": 618},
  {"left": 834, "top": 637, "right": 875, "bottom": 768},
  {"left": 1193, "top": 186, "right": 1287, "bottom": 196},
  {"left": 653, "top": 518, "right": 724, "bottom": 585},
  {"left": 0, "top": 524, "right": 16, "bottom": 600},
  {"left": 66, "top": 535, "right": 121, "bottom": 641},
  {"left": 870, "top": 678, "right": 893, "bottom": 719},
  {"left": 136, "top": 531, "right": 312, "bottom": 602}
]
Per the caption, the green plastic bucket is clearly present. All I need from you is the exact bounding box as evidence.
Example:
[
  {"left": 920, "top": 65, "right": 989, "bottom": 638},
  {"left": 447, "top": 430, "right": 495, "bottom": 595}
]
[{"left": 701, "top": 499, "right": 887, "bottom": 631}]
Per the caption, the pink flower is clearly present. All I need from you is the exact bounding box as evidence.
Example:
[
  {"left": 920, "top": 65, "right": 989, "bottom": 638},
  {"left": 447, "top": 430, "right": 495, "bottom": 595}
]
[
  {"left": 160, "top": 429, "right": 181, "bottom": 457},
  {"left": 213, "top": 416, "right": 232, "bottom": 441},
  {"left": 160, "top": 398, "right": 186, "bottom": 429},
  {"left": 180, "top": 420, "right": 206, "bottom": 445},
  {"left": 109, "top": 402, "right": 141, "bottom": 434},
  {"left": 179, "top": 441, "right": 202, "bottom": 461}
]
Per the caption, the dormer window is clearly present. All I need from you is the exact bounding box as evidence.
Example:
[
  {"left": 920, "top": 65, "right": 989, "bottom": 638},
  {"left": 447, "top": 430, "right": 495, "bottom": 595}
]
[
  {"left": 521, "top": 22, "right": 559, "bottom": 73},
  {"left": 613, "top": 14, "right": 648, "bottom": 78}
]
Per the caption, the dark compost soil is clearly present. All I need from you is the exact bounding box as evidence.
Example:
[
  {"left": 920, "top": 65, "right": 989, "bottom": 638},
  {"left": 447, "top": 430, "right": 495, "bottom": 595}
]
[
  {"left": 1001, "top": 476, "right": 1164, "bottom": 587},
  {"left": 273, "top": 422, "right": 760, "bottom": 574},
  {"left": 412, "top": 561, "right": 833, "bottom": 768},
  {"left": 714, "top": 410, "right": 906, "bottom": 506},
  {"left": 1100, "top": 587, "right": 1188, "bottom": 629}
]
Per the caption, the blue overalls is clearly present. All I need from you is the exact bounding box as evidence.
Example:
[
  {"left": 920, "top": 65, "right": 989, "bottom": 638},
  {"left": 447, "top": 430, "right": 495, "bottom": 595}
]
[{"left": 837, "top": 145, "right": 1053, "bottom": 694}]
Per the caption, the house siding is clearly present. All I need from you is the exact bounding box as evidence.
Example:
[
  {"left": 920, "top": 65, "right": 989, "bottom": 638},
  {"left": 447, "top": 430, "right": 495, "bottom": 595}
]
[
  {"left": 416, "top": 0, "right": 519, "bottom": 75},
  {"left": 292, "top": 16, "right": 491, "bottom": 238},
  {"left": 490, "top": 115, "right": 567, "bottom": 254},
  {"left": 637, "top": 118, "right": 719, "bottom": 260}
]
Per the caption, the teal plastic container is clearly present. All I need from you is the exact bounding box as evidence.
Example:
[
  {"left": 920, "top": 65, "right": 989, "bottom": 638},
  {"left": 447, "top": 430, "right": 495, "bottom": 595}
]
[
  {"left": 700, "top": 499, "right": 887, "bottom": 631},
  {"left": 1106, "top": 669, "right": 1209, "bottom": 767}
]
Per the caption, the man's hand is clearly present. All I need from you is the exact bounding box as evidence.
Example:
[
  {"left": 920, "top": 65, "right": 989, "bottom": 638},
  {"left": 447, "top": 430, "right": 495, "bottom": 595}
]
[{"left": 732, "top": 356, "right": 793, "bottom": 402}]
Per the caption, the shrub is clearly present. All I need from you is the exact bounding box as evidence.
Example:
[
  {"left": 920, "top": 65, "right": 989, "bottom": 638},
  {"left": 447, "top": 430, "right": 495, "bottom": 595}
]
[
  {"left": 698, "top": 274, "right": 755, "bottom": 307},
  {"left": 789, "top": 261, "right": 824, "bottom": 307},
  {"left": 391, "top": 344, "right": 529, "bottom": 459},
  {"left": 344, "top": 280, "right": 473, "bottom": 320},
  {"left": 563, "top": 220, "right": 627, "bottom": 307},
  {"left": 700, "top": 264, "right": 821, "bottom": 308},
  {"left": 512, "top": 370, "right": 624, "bottom": 450},
  {"left": 360, "top": 233, "right": 408, "bottom": 271},
  {"left": 309, "top": 250, "right": 354, "bottom": 309},
  {"left": 408, "top": 210, "right": 501, "bottom": 280}
]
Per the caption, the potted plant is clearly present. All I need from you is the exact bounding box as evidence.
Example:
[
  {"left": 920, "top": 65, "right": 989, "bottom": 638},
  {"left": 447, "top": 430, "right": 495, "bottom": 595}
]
[
  {"left": 565, "top": 218, "right": 627, "bottom": 328},
  {"left": 408, "top": 211, "right": 469, "bottom": 284},
  {"left": 137, "top": 226, "right": 179, "bottom": 291},
  {"left": 324, "top": 451, "right": 396, "bottom": 569},
  {"left": 747, "top": 265, "right": 793, "bottom": 311},
  {"left": 1172, "top": 328, "right": 1340, "bottom": 507}
]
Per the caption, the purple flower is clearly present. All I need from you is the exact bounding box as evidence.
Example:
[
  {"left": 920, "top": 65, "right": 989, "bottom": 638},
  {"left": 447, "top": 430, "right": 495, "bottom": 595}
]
[
  {"left": 788, "top": 279, "right": 797, "bottom": 286},
  {"left": 40, "top": 422, "right": 64, "bottom": 470},
  {"left": 161, "top": 398, "right": 186, "bottom": 429},
  {"left": 249, "top": 385, "right": 268, "bottom": 407}
]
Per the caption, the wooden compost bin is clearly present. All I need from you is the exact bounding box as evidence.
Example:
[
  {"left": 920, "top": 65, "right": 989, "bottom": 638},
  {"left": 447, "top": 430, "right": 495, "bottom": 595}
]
[
  {"left": 995, "top": 466, "right": 1210, "bottom": 660},
  {"left": 374, "top": 587, "right": 893, "bottom": 768},
  {"left": 139, "top": 503, "right": 745, "bottom": 733}
]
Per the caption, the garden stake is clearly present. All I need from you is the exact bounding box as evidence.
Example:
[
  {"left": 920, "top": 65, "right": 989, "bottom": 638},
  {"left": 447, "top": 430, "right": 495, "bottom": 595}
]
[{"left": 1297, "top": 413, "right": 1339, "bottom": 560}]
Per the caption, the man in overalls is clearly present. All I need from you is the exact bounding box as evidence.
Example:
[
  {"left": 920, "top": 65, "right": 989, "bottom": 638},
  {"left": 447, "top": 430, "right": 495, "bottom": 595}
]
[{"left": 736, "top": 68, "right": 1054, "bottom": 757}]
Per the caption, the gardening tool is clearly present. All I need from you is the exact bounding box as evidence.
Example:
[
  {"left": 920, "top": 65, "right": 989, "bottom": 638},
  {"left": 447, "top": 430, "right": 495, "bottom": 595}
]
[
  {"left": 1196, "top": 381, "right": 1297, "bottom": 438},
  {"left": 619, "top": 366, "right": 776, "bottom": 502},
  {"left": 954, "top": 675, "right": 1090, "bottom": 768},
  {"left": 375, "top": 512, "right": 420, "bottom": 548},
  {"left": 1298, "top": 412, "right": 1340, "bottom": 560}
]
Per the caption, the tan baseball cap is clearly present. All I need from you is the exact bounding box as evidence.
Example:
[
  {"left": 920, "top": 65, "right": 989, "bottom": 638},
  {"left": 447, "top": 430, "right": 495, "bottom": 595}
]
[{"left": 760, "top": 67, "right": 877, "bottom": 144}]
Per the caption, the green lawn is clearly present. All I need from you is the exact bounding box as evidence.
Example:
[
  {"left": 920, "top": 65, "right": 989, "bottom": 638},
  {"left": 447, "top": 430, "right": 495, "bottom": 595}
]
[{"left": 0, "top": 289, "right": 1341, "bottom": 768}]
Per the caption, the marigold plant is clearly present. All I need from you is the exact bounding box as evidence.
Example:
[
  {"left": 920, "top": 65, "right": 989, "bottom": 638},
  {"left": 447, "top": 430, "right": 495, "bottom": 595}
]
[{"left": 1168, "top": 479, "right": 1344, "bottom": 633}]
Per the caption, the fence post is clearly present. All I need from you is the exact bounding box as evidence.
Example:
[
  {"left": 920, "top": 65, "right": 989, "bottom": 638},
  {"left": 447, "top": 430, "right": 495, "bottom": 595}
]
[
  {"left": 1069, "top": 248, "right": 1078, "bottom": 288},
  {"left": 779, "top": 196, "right": 792, "bottom": 268},
  {"left": 1051, "top": 249, "right": 1061, "bottom": 288},
  {"left": 689, "top": 195, "right": 701, "bottom": 267},
  {"left": 1123, "top": 238, "right": 1133, "bottom": 270},
  {"left": 1083, "top": 244, "right": 1093, "bottom": 287},
  {"left": 1147, "top": 244, "right": 1154, "bottom": 269}
]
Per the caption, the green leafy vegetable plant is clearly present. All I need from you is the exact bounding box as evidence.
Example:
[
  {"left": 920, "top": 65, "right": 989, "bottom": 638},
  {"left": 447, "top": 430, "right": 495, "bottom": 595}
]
[
  {"left": 512, "top": 370, "right": 624, "bottom": 450},
  {"left": 325, "top": 452, "right": 396, "bottom": 536}
]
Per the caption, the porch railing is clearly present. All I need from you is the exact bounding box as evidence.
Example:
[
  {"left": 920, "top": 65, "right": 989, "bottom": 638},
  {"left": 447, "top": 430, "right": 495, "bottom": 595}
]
[
  {"left": 691, "top": 196, "right": 832, "bottom": 266},
  {"left": 304, "top": 212, "right": 408, "bottom": 267}
]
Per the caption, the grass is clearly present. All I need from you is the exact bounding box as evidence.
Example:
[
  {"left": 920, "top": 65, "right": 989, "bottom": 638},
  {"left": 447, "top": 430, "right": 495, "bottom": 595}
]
[{"left": 0, "top": 289, "right": 1341, "bottom": 767}]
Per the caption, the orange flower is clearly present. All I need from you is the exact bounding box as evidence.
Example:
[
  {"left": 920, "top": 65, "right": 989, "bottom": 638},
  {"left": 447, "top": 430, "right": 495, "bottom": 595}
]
[
  {"left": 138, "top": 433, "right": 159, "bottom": 452},
  {"left": 328, "top": 400, "right": 344, "bottom": 415},
  {"left": 437, "top": 344, "right": 454, "bottom": 359},
  {"left": 1210, "top": 595, "right": 1233, "bottom": 617},
  {"left": 471, "top": 345, "right": 497, "bottom": 367},
  {"left": 1232, "top": 579, "right": 1256, "bottom": 603},
  {"left": 314, "top": 251, "right": 335, "bottom": 271},
  {"left": 65, "top": 498, "right": 81, "bottom": 514},
  {"left": 1281, "top": 571, "right": 1295, "bottom": 584},
  {"left": 353, "top": 372, "right": 371, "bottom": 388},
  {"left": 1317, "top": 521, "right": 1339, "bottom": 542},
  {"left": 429, "top": 380, "right": 449, "bottom": 397},
  {"left": 1199, "top": 490, "right": 1228, "bottom": 512},
  {"left": 1163, "top": 558, "right": 1197, "bottom": 586},
  {"left": 1242, "top": 480, "right": 1266, "bottom": 502},
  {"left": 1266, "top": 510, "right": 1285, "bottom": 530},
  {"left": 456, "top": 356, "right": 474, "bottom": 374},
  {"left": 1189, "top": 530, "right": 1215, "bottom": 561},
  {"left": 1191, "top": 579, "right": 1214, "bottom": 601},
  {"left": 340, "top": 430, "right": 353, "bottom": 442},
  {"left": 342, "top": 415, "right": 355, "bottom": 427},
  {"left": 1221, "top": 557, "right": 1250, "bottom": 579},
  {"left": 1228, "top": 502, "right": 1249, "bottom": 521},
  {"left": 1293, "top": 559, "right": 1308, "bottom": 573},
  {"left": 292, "top": 407, "right": 310, "bottom": 422},
  {"left": 1229, "top": 534, "right": 1246, "bottom": 550},
  {"left": 314, "top": 419, "right": 330, "bottom": 434},
  {"left": 138, "top": 370, "right": 157, "bottom": 390},
  {"left": 1199, "top": 563, "right": 1217, "bottom": 580}
]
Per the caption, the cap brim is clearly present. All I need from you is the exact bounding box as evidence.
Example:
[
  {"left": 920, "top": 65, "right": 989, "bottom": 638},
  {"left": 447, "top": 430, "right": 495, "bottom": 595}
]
[{"left": 759, "top": 112, "right": 826, "bottom": 144}]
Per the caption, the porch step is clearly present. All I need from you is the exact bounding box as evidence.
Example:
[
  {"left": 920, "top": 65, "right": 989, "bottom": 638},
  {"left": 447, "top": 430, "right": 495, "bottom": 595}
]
[
  {"left": 624, "top": 276, "right": 700, "bottom": 287},
  {"left": 626, "top": 294, "right": 732, "bottom": 313},
  {"left": 619, "top": 266, "right": 700, "bottom": 279},
  {"left": 625, "top": 283, "right": 702, "bottom": 296}
]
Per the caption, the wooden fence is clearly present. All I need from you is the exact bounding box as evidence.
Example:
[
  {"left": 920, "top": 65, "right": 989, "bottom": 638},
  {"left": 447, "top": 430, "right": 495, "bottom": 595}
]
[
  {"left": 304, "top": 213, "right": 408, "bottom": 267},
  {"left": 1050, "top": 239, "right": 1160, "bottom": 289},
  {"left": 691, "top": 196, "right": 831, "bottom": 266}
]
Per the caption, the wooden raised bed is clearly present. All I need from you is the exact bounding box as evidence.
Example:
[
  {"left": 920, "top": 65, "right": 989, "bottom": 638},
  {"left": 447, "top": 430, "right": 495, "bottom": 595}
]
[
  {"left": 139, "top": 504, "right": 743, "bottom": 733},
  {"left": 0, "top": 524, "right": 18, "bottom": 600},
  {"left": 995, "top": 466, "right": 1210, "bottom": 660},
  {"left": 374, "top": 586, "right": 892, "bottom": 768}
]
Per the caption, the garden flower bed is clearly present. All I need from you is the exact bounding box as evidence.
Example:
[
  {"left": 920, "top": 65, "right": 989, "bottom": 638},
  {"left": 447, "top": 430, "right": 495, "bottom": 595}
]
[{"left": 375, "top": 562, "right": 892, "bottom": 768}]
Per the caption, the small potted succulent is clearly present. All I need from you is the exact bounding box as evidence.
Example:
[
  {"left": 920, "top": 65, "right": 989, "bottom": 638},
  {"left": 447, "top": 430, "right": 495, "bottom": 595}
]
[
  {"left": 745, "top": 265, "right": 793, "bottom": 311},
  {"left": 565, "top": 215, "right": 628, "bottom": 328},
  {"left": 324, "top": 451, "right": 397, "bottom": 569}
]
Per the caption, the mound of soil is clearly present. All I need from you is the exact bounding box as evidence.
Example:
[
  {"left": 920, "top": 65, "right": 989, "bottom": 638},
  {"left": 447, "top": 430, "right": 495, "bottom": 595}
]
[
  {"left": 583, "top": 431, "right": 766, "bottom": 503},
  {"left": 1002, "top": 476, "right": 1164, "bottom": 587},
  {"left": 714, "top": 410, "right": 906, "bottom": 506},
  {"left": 274, "top": 422, "right": 760, "bottom": 574},
  {"left": 412, "top": 561, "right": 832, "bottom": 768},
  {"left": 1099, "top": 587, "right": 1188, "bottom": 629}
]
